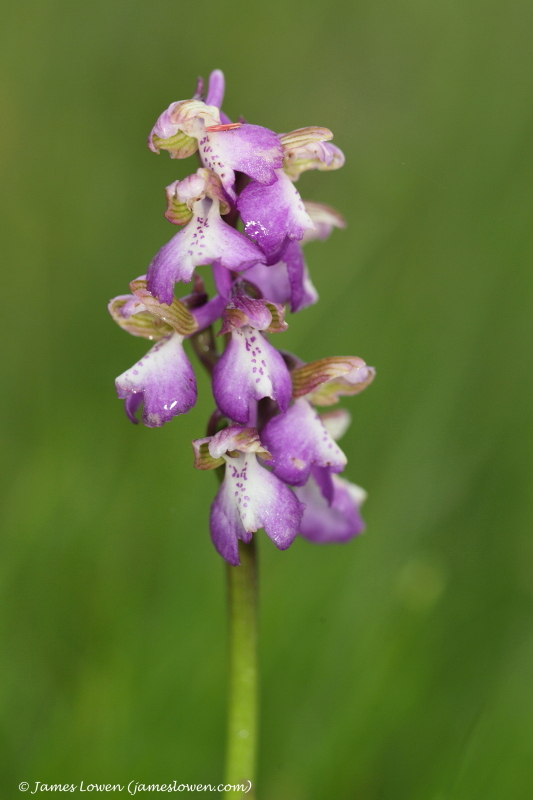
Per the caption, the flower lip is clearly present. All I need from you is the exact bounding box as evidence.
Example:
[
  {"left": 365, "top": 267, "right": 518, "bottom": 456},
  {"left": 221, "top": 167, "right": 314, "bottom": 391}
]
[
  {"left": 295, "top": 471, "right": 366, "bottom": 544},
  {"left": 208, "top": 434, "right": 304, "bottom": 565},
  {"left": 146, "top": 195, "right": 265, "bottom": 305},
  {"left": 115, "top": 332, "right": 197, "bottom": 427},
  {"left": 261, "top": 398, "right": 347, "bottom": 487},
  {"left": 238, "top": 168, "right": 314, "bottom": 259},
  {"left": 212, "top": 326, "right": 292, "bottom": 424}
]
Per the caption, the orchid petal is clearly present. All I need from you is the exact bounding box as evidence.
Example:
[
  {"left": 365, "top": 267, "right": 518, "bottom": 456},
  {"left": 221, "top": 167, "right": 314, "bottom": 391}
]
[
  {"left": 279, "top": 126, "right": 333, "bottom": 151},
  {"left": 148, "top": 99, "right": 220, "bottom": 157},
  {"left": 190, "top": 294, "right": 227, "bottom": 332},
  {"left": 206, "top": 425, "right": 271, "bottom": 459},
  {"left": 238, "top": 169, "right": 314, "bottom": 259},
  {"left": 108, "top": 294, "right": 173, "bottom": 340},
  {"left": 212, "top": 327, "right": 292, "bottom": 424},
  {"left": 284, "top": 139, "right": 345, "bottom": 180},
  {"left": 302, "top": 201, "right": 346, "bottom": 244},
  {"left": 210, "top": 453, "right": 303, "bottom": 565},
  {"left": 205, "top": 69, "right": 225, "bottom": 108},
  {"left": 291, "top": 356, "right": 375, "bottom": 405},
  {"left": 243, "top": 240, "right": 318, "bottom": 313},
  {"left": 129, "top": 277, "right": 198, "bottom": 336},
  {"left": 200, "top": 124, "right": 283, "bottom": 199},
  {"left": 262, "top": 398, "right": 347, "bottom": 486},
  {"left": 147, "top": 198, "right": 265, "bottom": 305},
  {"left": 295, "top": 472, "right": 366, "bottom": 543},
  {"left": 192, "top": 438, "right": 225, "bottom": 470},
  {"left": 218, "top": 295, "right": 287, "bottom": 335},
  {"left": 219, "top": 295, "right": 273, "bottom": 334},
  {"left": 211, "top": 261, "right": 233, "bottom": 299},
  {"left": 243, "top": 262, "right": 291, "bottom": 306},
  {"left": 115, "top": 332, "right": 197, "bottom": 427},
  {"left": 282, "top": 240, "right": 319, "bottom": 312}
]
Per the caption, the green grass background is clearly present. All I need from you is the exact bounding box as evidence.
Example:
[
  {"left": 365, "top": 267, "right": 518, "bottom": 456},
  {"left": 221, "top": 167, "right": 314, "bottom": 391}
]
[{"left": 1, "top": 0, "right": 532, "bottom": 797}]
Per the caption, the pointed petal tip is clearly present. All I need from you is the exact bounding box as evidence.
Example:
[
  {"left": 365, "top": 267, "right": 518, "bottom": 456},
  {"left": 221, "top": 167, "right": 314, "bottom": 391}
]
[{"left": 206, "top": 69, "right": 226, "bottom": 108}]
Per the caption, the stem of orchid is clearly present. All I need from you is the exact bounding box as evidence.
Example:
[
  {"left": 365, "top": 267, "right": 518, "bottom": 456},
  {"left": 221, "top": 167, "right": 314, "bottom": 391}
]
[{"left": 224, "top": 538, "right": 258, "bottom": 798}]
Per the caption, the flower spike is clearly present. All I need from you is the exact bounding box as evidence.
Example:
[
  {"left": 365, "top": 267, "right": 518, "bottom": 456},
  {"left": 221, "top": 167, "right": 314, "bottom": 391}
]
[{"left": 111, "top": 68, "right": 374, "bottom": 562}]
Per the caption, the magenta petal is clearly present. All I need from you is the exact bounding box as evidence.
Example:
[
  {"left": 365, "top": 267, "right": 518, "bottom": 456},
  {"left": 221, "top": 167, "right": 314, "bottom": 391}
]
[
  {"left": 242, "top": 242, "right": 317, "bottom": 311},
  {"left": 262, "top": 399, "right": 347, "bottom": 486},
  {"left": 211, "top": 261, "right": 233, "bottom": 299},
  {"left": 243, "top": 261, "right": 292, "bottom": 305},
  {"left": 205, "top": 69, "right": 225, "bottom": 108},
  {"left": 209, "top": 483, "right": 246, "bottom": 566},
  {"left": 124, "top": 392, "right": 142, "bottom": 424},
  {"left": 252, "top": 466, "right": 304, "bottom": 551},
  {"left": 190, "top": 294, "right": 227, "bottom": 331},
  {"left": 203, "top": 124, "right": 283, "bottom": 190},
  {"left": 294, "top": 474, "right": 366, "bottom": 543},
  {"left": 237, "top": 170, "right": 313, "bottom": 258},
  {"left": 115, "top": 333, "right": 197, "bottom": 427},
  {"left": 147, "top": 199, "right": 265, "bottom": 304},
  {"left": 312, "top": 465, "right": 335, "bottom": 504},
  {"left": 282, "top": 241, "right": 319, "bottom": 312},
  {"left": 212, "top": 327, "right": 292, "bottom": 424},
  {"left": 209, "top": 454, "right": 303, "bottom": 564}
]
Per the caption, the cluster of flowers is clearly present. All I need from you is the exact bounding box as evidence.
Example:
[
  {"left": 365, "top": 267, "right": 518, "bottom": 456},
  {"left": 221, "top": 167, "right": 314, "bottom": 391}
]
[{"left": 109, "top": 70, "right": 375, "bottom": 565}]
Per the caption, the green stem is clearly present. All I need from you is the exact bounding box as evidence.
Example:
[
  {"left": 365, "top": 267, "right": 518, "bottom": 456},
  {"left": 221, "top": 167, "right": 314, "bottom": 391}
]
[{"left": 225, "top": 538, "right": 258, "bottom": 798}]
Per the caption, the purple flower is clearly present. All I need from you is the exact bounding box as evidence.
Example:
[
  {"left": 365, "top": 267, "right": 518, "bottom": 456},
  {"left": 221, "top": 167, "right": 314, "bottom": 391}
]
[
  {"left": 294, "top": 468, "right": 366, "bottom": 543},
  {"left": 147, "top": 70, "right": 283, "bottom": 199},
  {"left": 146, "top": 169, "right": 265, "bottom": 304},
  {"left": 200, "top": 124, "right": 283, "bottom": 200},
  {"left": 109, "top": 279, "right": 200, "bottom": 426},
  {"left": 193, "top": 426, "right": 304, "bottom": 565},
  {"left": 242, "top": 241, "right": 316, "bottom": 312},
  {"left": 116, "top": 332, "right": 197, "bottom": 427},
  {"left": 243, "top": 201, "right": 345, "bottom": 312},
  {"left": 261, "top": 398, "right": 347, "bottom": 486},
  {"left": 212, "top": 296, "right": 292, "bottom": 424},
  {"left": 237, "top": 168, "right": 314, "bottom": 261},
  {"left": 237, "top": 128, "right": 345, "bottom": 261},
  {"left": 111, "top": 69, "right": 374, "bottom": 561}
]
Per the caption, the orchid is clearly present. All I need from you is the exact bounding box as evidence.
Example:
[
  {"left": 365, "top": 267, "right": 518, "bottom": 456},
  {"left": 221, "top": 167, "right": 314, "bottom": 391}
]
[
  {"left": 109, "top": 69, "right": 375, "bottom": 796},
  {"left": 148, "top": 69, "right": 283, "bottom": 200},
  {"left": 192, "top": 425, "right": 303, "bottom": 566},
  {"left": 147, "top": 169, "right": 265, "bottom": 304},
  {"left": 237, "top": 127, "right": 344, "bottom": 262},
  {"left": 212, "top": 294, "right": 292, "bottom": 425},
  {"left": 243, "top": 202, "right": 345, "bottom": 312}
]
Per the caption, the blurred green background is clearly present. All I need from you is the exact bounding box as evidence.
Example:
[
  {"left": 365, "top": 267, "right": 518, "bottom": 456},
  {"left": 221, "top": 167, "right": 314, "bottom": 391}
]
[{"left": 1, "top": 0, "right": 532, "bottom": 797}]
